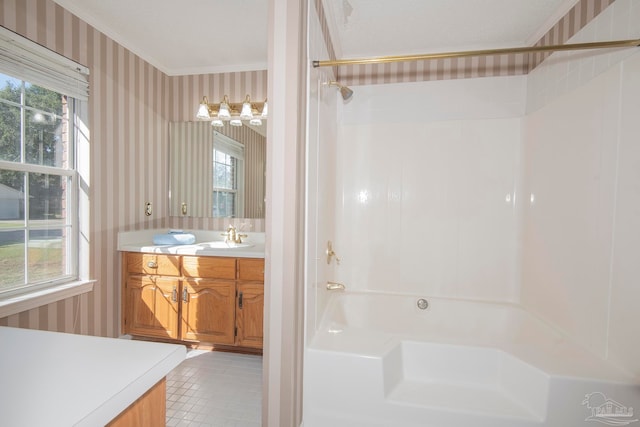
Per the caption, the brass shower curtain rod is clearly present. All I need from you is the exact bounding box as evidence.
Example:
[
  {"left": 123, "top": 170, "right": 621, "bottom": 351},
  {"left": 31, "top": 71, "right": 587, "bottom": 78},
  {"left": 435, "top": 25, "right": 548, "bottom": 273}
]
[{"left": 312, "top": 39, "right": 640, "bottom": 68}]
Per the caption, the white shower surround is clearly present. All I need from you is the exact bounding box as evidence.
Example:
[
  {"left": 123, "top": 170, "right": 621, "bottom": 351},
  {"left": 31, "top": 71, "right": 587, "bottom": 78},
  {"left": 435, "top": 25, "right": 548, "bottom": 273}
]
[
  {"left": 328, "top": 42, "right": 640, "bottom": 376},
  {"left": 304, "top": 0, "right": 640, "bottom": 425},
  {"left": 334, "top": 75, "right": 526, "bottom": 304}
]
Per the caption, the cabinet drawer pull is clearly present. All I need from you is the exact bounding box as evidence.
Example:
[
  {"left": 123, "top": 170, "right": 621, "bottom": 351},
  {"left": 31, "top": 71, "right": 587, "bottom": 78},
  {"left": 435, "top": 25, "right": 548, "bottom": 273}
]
[
  {"left": 171, "top": 286, "right": 177, "bottom": 302},
  {"left": 182, "top": 288, "right": 188, "bottom": 303},
  {"left": 147, "top": 260, "right": 158, "bottom": 269},
  {"left": 238, "top": 291, "right": 243, "bottom": 309}
]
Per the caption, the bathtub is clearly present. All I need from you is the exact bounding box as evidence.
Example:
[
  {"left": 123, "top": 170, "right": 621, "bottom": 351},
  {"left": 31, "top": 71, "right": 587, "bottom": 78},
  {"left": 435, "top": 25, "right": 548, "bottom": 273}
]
[{"left": 303, "top": 292, "right": 640, "bottom": 427}]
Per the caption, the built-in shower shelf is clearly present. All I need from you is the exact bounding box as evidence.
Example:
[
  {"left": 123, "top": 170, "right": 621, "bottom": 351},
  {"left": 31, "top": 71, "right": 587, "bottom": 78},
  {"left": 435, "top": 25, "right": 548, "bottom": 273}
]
[{"left": 386, "top": 381, "right": 542, "bottom": 421}]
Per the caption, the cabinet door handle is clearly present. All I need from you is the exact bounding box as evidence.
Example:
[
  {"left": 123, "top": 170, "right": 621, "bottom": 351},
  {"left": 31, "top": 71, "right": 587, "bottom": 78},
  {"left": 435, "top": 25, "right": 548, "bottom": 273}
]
[
  {"left": 238, "top": 291, "right": 243, "bottom": 309},
  {"left": 171, "top": 286, "right": 177, "bottom": 302},
  {"left": 147, "top": 260, "right": 158, "bottom": 268},
  {"left": 182, "top": 287, "right": 188, "bottom": 303}
]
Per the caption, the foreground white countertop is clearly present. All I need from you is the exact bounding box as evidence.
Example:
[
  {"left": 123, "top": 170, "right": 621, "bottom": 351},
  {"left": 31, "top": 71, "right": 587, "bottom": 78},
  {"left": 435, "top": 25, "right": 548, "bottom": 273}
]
[
  {"left": 118, "top": 229, "right": 265, "bottom": 258},
  {"left": 0, "top": 326, "right": 185, "bottom": 427}
]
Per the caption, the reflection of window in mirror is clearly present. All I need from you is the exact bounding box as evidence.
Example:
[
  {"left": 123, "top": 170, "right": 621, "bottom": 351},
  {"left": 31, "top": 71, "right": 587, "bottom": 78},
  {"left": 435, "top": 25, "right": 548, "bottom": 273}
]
[
  {"left": 169, "top": 121, "right": 265, "bottom": 218},
  {"left": 213, "top": 131, "right": 244, "bottom": 217}
]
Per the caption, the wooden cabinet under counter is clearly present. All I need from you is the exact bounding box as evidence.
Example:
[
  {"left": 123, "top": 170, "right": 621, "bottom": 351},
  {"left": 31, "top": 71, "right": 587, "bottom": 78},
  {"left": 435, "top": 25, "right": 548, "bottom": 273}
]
[
  {"left": 181, "top": 279, "right": 236, "bottom": 344},
  {"left": 236, "top": 282, "right": 264, "bottom": 348},
  {"left": 236, "top": 258, "right": 265, "bottom": 349},
  {"left": 125, "top": 275, "right": 180, "bottom": 340},
  {"left": 121, "top": 252, "right": 264, "bottom": 350}
]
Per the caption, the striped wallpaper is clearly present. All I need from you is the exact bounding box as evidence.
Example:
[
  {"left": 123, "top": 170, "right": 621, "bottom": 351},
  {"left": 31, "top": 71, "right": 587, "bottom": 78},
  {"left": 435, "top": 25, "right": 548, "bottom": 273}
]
[
  {"left": 219, "top": 124, "right": 267, "bottom": 219},
  {"left": 0, "top": 0, "right": 266, "bottom": 334},
  {"left": 527, "top": 0, "right": 615, "bottom": 71},
  {"left": 167, "top": 72, "right": 268, "bottom": 232},
  {"left": 329, "top": 0, "right": 616, "bottom": 86},
  {"left": 169, "top": 122, "right": 214, "bottom": 218},
  {"left": 169, "top": 72, "right": 268, "bottom": 122},
  {"left": 169, "top": 121, "right": 266, "bottom": 220},
  {"left": 0, "top": 0, "right": 169, "bottom": 335}
]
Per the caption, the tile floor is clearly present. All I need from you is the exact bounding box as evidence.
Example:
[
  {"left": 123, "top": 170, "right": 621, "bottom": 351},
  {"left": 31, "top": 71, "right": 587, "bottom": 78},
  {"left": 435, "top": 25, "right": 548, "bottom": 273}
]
[{"left": 166, "top": 350, "right": 262, "bottom": 427}]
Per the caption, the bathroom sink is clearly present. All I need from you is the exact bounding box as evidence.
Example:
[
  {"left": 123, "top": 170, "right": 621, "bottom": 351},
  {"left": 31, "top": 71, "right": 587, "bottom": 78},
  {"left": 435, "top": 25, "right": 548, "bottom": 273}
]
[{"left": 196, "top": 241, "right": 254, "bottom": 249}]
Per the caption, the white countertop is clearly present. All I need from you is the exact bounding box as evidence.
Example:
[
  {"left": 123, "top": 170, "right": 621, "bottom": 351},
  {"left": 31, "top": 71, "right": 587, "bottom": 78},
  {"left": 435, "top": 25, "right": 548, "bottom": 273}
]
[
  {"left": 117, "top": 229, "right": 265, "bottom": 258},
  {"left": 0, "top": 326, "right": 185, "bottom": 427}
]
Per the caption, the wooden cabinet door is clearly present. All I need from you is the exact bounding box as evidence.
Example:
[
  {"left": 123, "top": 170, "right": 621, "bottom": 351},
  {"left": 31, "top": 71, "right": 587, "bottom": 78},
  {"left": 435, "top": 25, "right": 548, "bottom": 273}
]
[
  {"left": 126, "top": 276, "right": 180, "bottom": 339},
  {"left": 180, "top": 279, "right": 236, "bottom": 344},
  {"left": 236, "top": 283, "right": 264, "bottom": 348}
]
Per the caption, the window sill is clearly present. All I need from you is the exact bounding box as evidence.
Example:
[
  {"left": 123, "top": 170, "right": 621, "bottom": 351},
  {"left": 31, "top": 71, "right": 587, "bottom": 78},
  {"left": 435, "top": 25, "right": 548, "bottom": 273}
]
[{"left": 0, "top": 280, "right": 95, "bottom": 319}]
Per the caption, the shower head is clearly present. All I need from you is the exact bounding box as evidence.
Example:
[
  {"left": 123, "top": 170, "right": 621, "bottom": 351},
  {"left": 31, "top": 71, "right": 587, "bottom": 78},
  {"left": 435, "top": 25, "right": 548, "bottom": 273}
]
[{"left": 326, "top": 81, "right": 354, "bottom": 101}]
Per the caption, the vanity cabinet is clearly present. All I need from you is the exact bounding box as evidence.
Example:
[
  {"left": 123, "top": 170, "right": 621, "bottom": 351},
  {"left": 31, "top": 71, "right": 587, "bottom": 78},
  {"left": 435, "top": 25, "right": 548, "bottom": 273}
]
[
  {"left": 126, "top": 275, "right": 181, "bottom": 339},
  {"left": 180, "top": 280, "right": 236, "bottom": 344},
  {"left": 236, "top": 259, "right": 265, "bottom": 348},
  {"left": 236, "top": 282, "right": 264, "bottom": 348},
  {"left": 122, "top": 252, "right": 264, "bottom": 349},
  {"left": 181, "top": 256, "right": 237, "bottom": 345},
  {"left": 124, "top": 253, "right": 181, "bottom": 340}
]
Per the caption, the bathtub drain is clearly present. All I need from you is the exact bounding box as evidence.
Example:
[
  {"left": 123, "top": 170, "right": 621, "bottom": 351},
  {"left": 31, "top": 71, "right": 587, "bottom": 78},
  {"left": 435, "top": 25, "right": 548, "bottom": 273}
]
[{"left": 417, "top": 298, "right": 429, "bottom": 310}]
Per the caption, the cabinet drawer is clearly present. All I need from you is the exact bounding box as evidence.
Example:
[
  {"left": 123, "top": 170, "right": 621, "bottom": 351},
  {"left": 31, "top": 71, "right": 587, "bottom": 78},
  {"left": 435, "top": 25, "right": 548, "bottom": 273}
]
[
  {"left": 182, "top": 256, "right": 236, "bottom": 279},
  {"left": 127, "top": 253, "right": 181, "bottom": 276},
  {"left": 238, "top": 258, "right": 265, "bottom": 281}
]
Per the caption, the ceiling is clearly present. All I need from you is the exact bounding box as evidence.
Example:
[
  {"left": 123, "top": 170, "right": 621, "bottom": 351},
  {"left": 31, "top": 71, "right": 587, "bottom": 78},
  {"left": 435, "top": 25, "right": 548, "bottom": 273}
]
[
  {"left": 51, "top": 0, "right": 269, "bottom": 76},
  {"left": 51, "top": 0, "right": 578, "bottom": 76},
  {"left": 323, "top": 0, "right": 577, "bottom": 59}
]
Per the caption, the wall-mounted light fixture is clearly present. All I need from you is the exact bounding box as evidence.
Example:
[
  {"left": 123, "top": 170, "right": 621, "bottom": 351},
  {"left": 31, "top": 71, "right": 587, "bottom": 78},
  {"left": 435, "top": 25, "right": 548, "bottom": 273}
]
[{"left": 196, "top": 94, "right": 267, "bottom": 127}]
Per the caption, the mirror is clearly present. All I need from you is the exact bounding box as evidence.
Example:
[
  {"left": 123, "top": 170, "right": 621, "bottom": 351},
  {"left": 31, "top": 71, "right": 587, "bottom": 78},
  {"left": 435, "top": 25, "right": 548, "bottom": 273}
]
[{"left": 169, "top": 121, "right": 266, "bottom": 218}]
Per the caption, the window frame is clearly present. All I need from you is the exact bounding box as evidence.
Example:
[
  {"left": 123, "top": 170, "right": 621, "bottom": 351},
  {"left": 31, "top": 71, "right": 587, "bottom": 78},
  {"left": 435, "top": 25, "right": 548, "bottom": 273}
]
[
  {"left": 0, "top": 27, "right": 90, "bottom": 306},
  {"left": 0, "top": 77, "right": 79, "bottom": 298},
  {"left": 213, "top": 132, "right": 245, "bottom": 218}
]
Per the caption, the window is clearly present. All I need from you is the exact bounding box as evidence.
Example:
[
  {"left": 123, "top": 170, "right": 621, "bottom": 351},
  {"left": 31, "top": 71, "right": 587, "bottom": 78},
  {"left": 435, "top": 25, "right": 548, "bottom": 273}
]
[
  {"left": 213, "top": 131, "right": 244, "bottom": 218},
  {"left": 0, "top": 27, "right": 88, "bottom": 298}
]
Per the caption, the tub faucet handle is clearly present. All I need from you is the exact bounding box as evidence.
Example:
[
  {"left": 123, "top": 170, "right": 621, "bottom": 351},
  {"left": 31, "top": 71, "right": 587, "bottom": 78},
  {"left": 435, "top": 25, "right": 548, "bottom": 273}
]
[{"left": 326, "top": 281, "right": 345, "bottom": 291}]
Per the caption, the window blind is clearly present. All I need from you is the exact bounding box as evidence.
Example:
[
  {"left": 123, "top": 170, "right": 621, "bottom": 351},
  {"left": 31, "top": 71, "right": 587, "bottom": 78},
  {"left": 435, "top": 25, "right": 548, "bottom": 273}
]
[{"left": 0, "top": 26, "right": 89, "bottom": 101}]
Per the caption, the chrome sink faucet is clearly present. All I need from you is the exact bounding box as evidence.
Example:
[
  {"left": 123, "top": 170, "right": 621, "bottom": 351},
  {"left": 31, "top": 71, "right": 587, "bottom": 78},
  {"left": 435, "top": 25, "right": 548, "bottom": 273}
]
[{"left": 222, "top": 225, "right": 247, "bottom": 244}]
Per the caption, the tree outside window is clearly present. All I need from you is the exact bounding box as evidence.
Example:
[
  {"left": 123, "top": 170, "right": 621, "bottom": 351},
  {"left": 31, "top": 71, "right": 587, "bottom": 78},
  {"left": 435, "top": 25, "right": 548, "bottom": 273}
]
[{"left": 0, "top": 73, "right": 75, "bottom": 292}]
